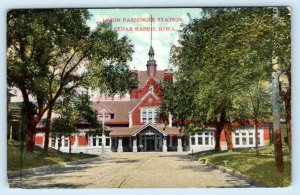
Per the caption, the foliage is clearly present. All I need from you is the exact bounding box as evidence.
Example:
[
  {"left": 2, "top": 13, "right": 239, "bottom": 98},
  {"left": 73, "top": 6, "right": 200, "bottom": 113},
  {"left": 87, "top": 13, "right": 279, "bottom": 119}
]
[
  {"left": 162, "top": 7, "right": 290, "bottom": 150},
  {"left": 51, "top": 92, "right": 101, "bottom": 138},
  {"left": 7, "top": 9, "right": 135, "bottom": 151},
  {"left": 193, "top": 146, "right": 291, "bottom": 187},
  {"left": 7, "top": 140, "right": 97, "bottom": 172}
]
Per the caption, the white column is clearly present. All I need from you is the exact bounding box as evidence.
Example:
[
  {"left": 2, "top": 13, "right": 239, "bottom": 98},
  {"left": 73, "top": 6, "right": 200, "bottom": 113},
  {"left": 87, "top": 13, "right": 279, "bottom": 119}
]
[
  {"left": 129, "top": 112, "right": 133, "bottom": 128},
  {"left": 96, "top": 136, "right": 99, "bottom": 147},
  {"left": 195, "top": 133, "right": 198, "bottom": 145},
  {"left": 55, "top": 137, "right": 58, "bottom": 149},
  {"left": 177, "top": 136, "right": 183, "bottom": 152},
  {"left": 163, "top": 136, "right": 168, "bottom": 152},
  {"left": 132, "top": 137, "right": 137, "bottom": 152},
  {"left": 168, "top": 113, "right": 172, "bottom": 127},
  {"left": 102, "top": 134, "right": 106, "bottom": 147},
  {"left": 117, "top": 137, "right": 123, "bottom": 152}
]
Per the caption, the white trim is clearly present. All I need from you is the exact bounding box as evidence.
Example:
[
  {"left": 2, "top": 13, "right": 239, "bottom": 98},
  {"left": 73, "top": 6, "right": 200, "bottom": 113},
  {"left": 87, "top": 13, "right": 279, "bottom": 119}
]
[
  {"left": 232, "top": 128, "right": 264, "bottom": 148},
  {"left": 140, "top": 107, "right": 159, "bottom": 124},
  {"left": 132, "top": 123, "right": 167, "bottom": 136},
  {"left": 128, "top": 91, "right": 161, "bottom": 114},
  {"left": 97, "top": 105, "right": 112, "bottom": 114}
]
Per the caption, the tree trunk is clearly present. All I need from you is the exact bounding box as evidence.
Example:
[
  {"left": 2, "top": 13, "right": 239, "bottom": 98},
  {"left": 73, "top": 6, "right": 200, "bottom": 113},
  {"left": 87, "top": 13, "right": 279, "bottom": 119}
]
[
  {"left": 43, "top": 107, "right": 53, "bottom": 154},
  {"left": 225, "top": 123, "right": 234, "bottom": 151},
  {"left": 69, "top": 134, "right": 72, "bottom": 154},
  {"left": 214, "top": 108, "right": 227, "bottom": 151},
  {"left": 254, "top": 119, "right": 259, "bottom": 156},
  {"left": 26, "top": 114, "right": 36, "bottom": 152},
  {"left": 215, "top": 128, "right": 222, "bottom": 151},
  {"left": 272, "top": 57, "right": 284, "bottom": 173},
  {"left": 58, "top": 137, "right": 62, "bottom": 152}
]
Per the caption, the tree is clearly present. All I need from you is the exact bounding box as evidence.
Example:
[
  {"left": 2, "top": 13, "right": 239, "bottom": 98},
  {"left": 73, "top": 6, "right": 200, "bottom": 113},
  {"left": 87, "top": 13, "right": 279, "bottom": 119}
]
[
  {"left": 165, "top": 8, "right": 272, "bottom": 150},
  {"left": 51, "top": 92, "right": 101, "bottom": 154},
  {"left": 163, "top": 7, "right": 290, "bottom": 172},
  {"left": 7, "top": 9, "right": 134, "bottom": 151},
  {"left": 232, "top": 81, "right": 272, "bottom": 155}
]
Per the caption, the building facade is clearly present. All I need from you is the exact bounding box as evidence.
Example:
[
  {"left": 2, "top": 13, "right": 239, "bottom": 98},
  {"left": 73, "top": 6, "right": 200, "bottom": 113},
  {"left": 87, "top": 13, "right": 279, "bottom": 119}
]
[{"left": 34, "top": 45, "right": 271, "bottom": 154}]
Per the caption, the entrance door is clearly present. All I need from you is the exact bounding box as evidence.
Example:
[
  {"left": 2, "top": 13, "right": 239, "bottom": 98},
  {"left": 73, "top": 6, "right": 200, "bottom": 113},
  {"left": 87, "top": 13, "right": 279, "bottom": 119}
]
[{"left": 146, "top": 138, "right": 155, "bottom": 151}]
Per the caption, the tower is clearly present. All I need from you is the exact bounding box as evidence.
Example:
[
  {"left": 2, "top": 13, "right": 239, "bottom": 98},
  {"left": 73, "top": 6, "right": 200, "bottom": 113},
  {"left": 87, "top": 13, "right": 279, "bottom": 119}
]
[{"left": 146, "top": 15, "right": 157, "bottom": 77}]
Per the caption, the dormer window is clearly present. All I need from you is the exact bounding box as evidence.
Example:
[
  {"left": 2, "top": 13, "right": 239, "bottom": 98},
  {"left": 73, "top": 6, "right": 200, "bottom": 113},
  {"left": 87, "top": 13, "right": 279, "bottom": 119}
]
[{"left": 98, "top": 114, "right": 111, "bottom": 121}]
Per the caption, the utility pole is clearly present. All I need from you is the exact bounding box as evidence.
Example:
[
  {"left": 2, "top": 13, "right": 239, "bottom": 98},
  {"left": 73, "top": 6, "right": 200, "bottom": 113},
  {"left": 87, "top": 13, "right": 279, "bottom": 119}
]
[
  {"left": 101, "top": 110, "right": 105, "bottom": 155},
  {"left": 272, "top": 7, "right": 284, "bottom": 173}
]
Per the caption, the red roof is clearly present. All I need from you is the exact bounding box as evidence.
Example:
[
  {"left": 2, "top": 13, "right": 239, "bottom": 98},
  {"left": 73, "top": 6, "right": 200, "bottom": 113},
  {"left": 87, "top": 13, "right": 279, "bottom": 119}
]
[
  {"left": 138, "top": 70, "right": 165, "bottom": 88},
  {"left": 91, "top": 100, "right": 140, "bottom": 123}
]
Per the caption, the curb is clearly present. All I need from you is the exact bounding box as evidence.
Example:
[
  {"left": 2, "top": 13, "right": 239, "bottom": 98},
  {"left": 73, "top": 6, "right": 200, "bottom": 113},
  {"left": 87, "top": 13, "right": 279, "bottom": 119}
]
[
  {"left": 205, "top": 162, "right": 267, "bottom": 187},
  {"left": 7, "top": 156, "right": 103, "bottom": 179}
]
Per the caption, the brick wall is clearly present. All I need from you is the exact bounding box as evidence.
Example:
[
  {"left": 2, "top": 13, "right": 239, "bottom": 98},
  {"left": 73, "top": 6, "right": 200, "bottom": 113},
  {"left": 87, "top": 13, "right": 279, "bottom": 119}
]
[{"left": 131, "top": 93, "right": 162, "bottom": 126}]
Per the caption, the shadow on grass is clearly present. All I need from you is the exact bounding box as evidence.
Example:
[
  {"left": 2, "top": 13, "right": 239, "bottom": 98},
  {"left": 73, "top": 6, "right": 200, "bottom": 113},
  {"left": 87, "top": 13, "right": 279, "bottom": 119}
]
[{"left": 11, "top": 182, "right": 82, "bottom": 189}]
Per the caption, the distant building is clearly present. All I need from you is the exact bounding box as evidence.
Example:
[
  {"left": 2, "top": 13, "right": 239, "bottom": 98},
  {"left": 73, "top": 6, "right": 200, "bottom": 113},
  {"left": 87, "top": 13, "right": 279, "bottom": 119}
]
[{"left": 34, "top": 44, "right": 271, "bottom": 153}]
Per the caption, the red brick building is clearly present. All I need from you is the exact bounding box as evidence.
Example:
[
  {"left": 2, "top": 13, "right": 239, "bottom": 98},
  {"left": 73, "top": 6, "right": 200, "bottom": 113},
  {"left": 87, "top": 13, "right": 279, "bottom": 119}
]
[{"left": 35, "top": 45, "right": 271, "bottom": 153}]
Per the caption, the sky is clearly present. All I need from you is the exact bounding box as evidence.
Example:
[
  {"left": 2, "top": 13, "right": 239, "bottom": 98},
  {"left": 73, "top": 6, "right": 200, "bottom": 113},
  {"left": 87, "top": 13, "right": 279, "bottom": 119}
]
[{"left": 86, "top": 8, "right": 202, "bottom": 71}]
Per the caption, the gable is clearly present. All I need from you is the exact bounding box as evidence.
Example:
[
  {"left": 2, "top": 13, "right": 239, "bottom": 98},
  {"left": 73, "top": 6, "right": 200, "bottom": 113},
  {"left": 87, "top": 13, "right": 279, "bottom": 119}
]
[{"left": 130, "top": 91, "right": 161, "bottom": 113}]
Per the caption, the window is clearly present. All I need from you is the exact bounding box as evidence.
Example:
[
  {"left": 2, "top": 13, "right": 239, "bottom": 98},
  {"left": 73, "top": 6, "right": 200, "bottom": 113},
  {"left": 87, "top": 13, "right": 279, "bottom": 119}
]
[
  {"left": 234, "top": 130, "right": 258, "bottom": 147},
  {"left": 242, "top": 137, "right": 247, "bottom": 145},
  {"left": 64, "top": 139, "right": 69, "bottom": 147},
  {"left": 185, "top": 137, "right": 189, "bottom": 145},
  {"left": 92, "top": 137, "right": 97, "bottom": 146},
  {"left": 106, "top": 138, "right": 110, "bottom": 146},
  {"left": 142, "top": 110, "right": 147, "bottom": 122},
  {"left": 154, "top": 110, "right": 158, "bottom": 122},
  {"left": 249, "top": 137, "right": 254, "bottom": 145},
  {"left": 205, "top": 137, "right": 209, "bottom": 145},
  {"left": 191, "top": 137, "right": 195, "bottom": 145},
  {"left": 141, "top": 108, "right": 159, "bottom": 123},
  {"left": 198, "top": 137, "right": 203, "bottom": 145},
  {"left": 235, "top": 137, "right": 240, "bottom": 145},
  {"left": 195, "top": 131, "right": 214, "bottom": 146},
  {"left": 148, "top": 110, "right": 153, "bottom": 122},
  {"left": 51, "top": 138, "right": 56, "bottom": 147},
  {"left": 98, "top": 138, "right": 102, "bottom": 146},
  {"left": 257, "top": 132, "right": 261, "bottom": 145},
  {"left": 98, "top": 114, "right": 111, "bottom": 121}
]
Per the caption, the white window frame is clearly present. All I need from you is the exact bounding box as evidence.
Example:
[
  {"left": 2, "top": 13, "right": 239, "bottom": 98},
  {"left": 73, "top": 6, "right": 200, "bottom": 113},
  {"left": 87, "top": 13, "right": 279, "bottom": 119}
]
[
  {"left": 140, "top": 107, "right": 159, "bottom": 124},
  {"left": 195, "top": 131, "right": 215, "bottom": 146},
  {"left": 233, "top": 129, "right": 264, "bottom": 148},
  {"left": 98, "top": 113, "right": 111, "bottom": 121}
]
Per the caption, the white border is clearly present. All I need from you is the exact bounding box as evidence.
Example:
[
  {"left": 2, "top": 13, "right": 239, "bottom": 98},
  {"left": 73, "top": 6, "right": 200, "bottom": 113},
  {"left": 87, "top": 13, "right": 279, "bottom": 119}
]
[{"left": 1, "top": 1, "right": 299, "bottom": 195}]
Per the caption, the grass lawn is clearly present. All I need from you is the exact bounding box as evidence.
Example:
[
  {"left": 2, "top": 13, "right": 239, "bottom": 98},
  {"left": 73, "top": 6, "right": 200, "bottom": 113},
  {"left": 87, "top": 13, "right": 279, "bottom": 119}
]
[
  {"left": 193, "top": 146, "right": 291, "bottom": 187},
  {"left": 8, "top": 140, "right": 98, "bottom": 172}
]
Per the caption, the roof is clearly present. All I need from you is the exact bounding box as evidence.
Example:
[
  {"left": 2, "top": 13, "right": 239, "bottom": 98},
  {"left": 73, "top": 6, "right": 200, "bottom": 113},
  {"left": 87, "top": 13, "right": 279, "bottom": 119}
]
[
  {"left": 138, "top": 70, "right": 165, "bottom": 88},
  {"left": 109, "top": 125, "right": 183, "bottom": 137},
  {"left": 91, "top": 100, "right": 140, "bottom": 123}
]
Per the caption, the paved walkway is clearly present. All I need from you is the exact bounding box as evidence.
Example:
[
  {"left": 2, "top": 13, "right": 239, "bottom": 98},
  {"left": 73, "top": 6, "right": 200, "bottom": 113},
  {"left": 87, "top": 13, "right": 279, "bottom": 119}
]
[{"left": 9, "top": 152, "right": 252, "bottom": 188}]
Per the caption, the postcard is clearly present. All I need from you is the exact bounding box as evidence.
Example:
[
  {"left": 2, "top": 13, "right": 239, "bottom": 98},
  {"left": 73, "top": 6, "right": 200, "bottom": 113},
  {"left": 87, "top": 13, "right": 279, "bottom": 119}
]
[{"left": 7, "top": 7, "right": 291, "bottom": 188}]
